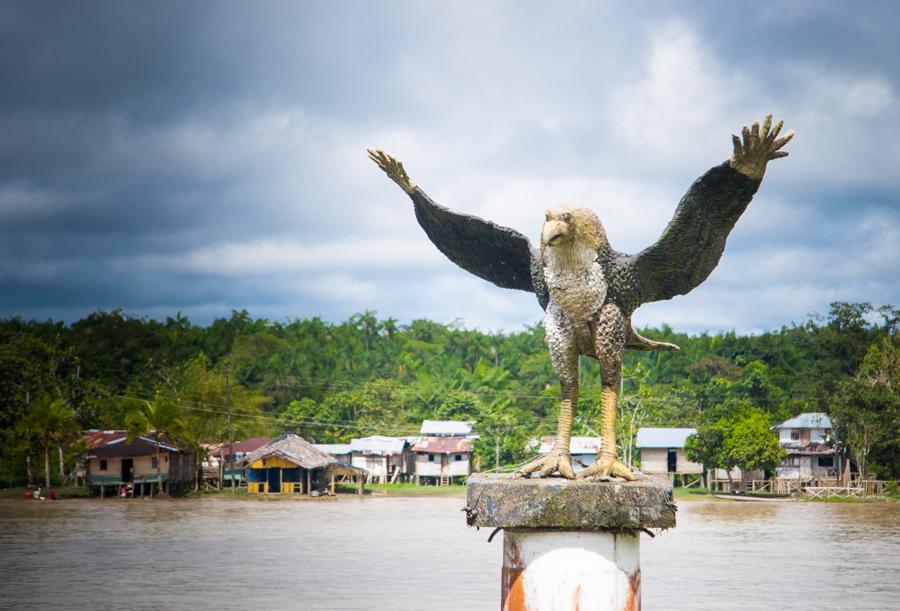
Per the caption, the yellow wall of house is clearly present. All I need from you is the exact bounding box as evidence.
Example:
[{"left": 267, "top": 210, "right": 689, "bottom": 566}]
[
  {"left": 248, "top": 480, "right": 303, "bottom": 494},
  {"left": 250, "top": 456, "right": 298, "bottom": 469}
]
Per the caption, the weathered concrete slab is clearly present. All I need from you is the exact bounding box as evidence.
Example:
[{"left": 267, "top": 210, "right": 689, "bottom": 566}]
[{"left": 466, "top": 473, "right": 675, "bottom": 531}]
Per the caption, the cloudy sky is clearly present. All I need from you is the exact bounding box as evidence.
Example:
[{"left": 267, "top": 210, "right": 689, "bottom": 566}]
[{"left": 1, "top": 1, "right": 898, "bottom": 333}]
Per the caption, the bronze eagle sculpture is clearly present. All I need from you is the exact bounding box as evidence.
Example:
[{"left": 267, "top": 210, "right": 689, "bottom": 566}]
[{"left": 368, "top": 115, "right": 793, "bottom": 480}]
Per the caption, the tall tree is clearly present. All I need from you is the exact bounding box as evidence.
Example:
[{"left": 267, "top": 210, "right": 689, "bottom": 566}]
[
  {"left": 26, "top": 395, "right": 77, "bottom": 489},
  {"left": 126, "top": 395, "right": 187, "bottom": 495},
  {"left": 831, "top": 337, "right": 900, "bottom": 478}
]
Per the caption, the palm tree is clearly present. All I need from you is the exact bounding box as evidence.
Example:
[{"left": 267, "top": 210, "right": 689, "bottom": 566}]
[
  {"left": 127, "top": 395, "right": 187, "bottom": 495},
  {"left": 27, "top": 395, "right": 77, "bottom": 489}
]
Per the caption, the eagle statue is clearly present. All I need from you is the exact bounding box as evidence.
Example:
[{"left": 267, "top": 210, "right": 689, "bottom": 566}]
[{"left": 368, "top": 115, "right": 793, "bottom": 480}]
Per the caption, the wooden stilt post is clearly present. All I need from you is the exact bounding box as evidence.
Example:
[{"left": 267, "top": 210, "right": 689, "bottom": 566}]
[{"left": 306, "top": 470, "right": 311, "bottom": 496}]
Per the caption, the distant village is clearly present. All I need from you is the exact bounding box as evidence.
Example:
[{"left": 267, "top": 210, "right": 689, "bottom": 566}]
[{"left": 72, "top": 412, "right": 887, "bottom": 500}]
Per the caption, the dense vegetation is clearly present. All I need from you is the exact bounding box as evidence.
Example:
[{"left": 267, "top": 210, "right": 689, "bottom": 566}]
[{"left": 1, "top": 301, "right": 897, "bottom": 486}]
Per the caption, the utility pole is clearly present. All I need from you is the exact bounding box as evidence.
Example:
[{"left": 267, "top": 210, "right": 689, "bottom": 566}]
[{"left": 226, "top": 369, "right": 234, "bottom": 494}]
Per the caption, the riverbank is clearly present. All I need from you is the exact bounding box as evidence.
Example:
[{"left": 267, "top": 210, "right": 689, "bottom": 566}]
[{"left": 0, "top": 486, "right": 89, "bottom": 499}]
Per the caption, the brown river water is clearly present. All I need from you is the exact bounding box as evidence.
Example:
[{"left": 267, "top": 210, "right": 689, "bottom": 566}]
[{"left": 0, "top": 496, "right": 897, "bottom": 610}]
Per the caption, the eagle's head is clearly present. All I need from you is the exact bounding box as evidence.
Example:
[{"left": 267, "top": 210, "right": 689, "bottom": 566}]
[{"left": 541, "top": 207, "right": 607, "bottom": 252}]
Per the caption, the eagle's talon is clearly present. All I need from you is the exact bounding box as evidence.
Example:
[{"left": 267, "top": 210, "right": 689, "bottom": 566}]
[
  {"left": 517, "top": 450, "right": 576, "bottom": 479},
  {"left": 577, "top": 457, "right": 637, "bottom": 481}
]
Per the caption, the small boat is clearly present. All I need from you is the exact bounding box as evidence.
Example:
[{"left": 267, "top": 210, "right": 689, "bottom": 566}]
[{"left": 713, "top": 494, "right": 792, "bottom": 502}]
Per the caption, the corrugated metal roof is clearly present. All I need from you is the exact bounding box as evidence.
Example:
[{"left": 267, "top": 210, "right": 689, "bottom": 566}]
[
  {"left": 420, "top": 420, "right": 474, "bottom": 436},
  {"left": 82, "top": 429, "right": 128, "bottom": 449},
  {"left": 411, "top": 436, "right": 473, "bottom": 454},
  {"left": 313, "top": 444, "right": 353, "bottom": 455},
  {"left": 636, "top": 428, "right": 697, "bottom": 448},
  {"left": 88, "top": 436, "right": 181, "bottom": 457},
  {"left": 349, "top": 436, "right": 409, "bottom": 455},
  {"left": 775, "top": 412, "right": 831, "bottom": 429},
  {"left": 231, "top": 437, "right": 271, "bottom": 454},
  {"left": 536, "top": 436, "right": 602, "bottom": 454}
]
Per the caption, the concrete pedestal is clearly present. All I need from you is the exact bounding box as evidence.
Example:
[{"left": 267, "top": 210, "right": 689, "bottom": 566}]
[{"left": 466, "top": 473, "right": 675, "bottom": 611}]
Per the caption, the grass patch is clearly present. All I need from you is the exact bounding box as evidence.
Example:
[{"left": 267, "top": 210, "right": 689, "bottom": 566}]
[
  {"left": 345, "top": 482, "right": 467, "bottom": 496},
  {"left": 673, "top": 486, "right": 710, "bottom": 500}
]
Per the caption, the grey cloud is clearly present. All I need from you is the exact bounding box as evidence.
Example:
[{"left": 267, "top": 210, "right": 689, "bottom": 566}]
[{"left": 1, "top": 1, "right": 898, "bottom": 332}]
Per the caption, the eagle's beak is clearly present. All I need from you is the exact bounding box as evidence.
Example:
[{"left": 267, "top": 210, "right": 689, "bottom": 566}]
[{"left": 542, "top": 219, "right": 568, "bottom": 246}]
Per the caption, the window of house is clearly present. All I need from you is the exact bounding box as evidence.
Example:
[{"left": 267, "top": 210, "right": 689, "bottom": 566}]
[
  {"left": 782, "top": 456, "right": 800, "bottom": 467},
  {"left": 790, "top": 430, "right": 800, "bottom": 440},
  {"left": 99, "top": 459, "right": 107, "bottom": 471},
  {"left": 152, "top": 457, "right": 158, "bottom": 468},
  {"left": 818, "top": 456, "right": 834, "bottom": 468},
  {"left": 428, "top": 454, "right": 435, "bottom": 462},
  {"left": 454, "top": 454, "right": 462, "bottom": 461}
]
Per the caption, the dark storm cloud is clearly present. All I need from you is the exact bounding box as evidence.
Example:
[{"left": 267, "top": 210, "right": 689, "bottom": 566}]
[{"left": 1, "top": 1, "right": 898, "bottom": 332}]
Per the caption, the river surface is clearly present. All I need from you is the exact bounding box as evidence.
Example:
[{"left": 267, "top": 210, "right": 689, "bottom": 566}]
[{"left": 0, "top": 495, "right": 897, "bottom": 610}]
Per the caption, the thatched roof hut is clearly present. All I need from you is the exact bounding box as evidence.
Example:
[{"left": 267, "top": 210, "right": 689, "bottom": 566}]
[
  {"left": 240, "top": 433, "right": 335, "bottom": 470},
  {"left": 239, "top": 434, "right": 367, "bottom": 495}
]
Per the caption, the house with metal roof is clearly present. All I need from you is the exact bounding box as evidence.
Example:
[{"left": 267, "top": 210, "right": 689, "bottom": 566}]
[
  {"left": 774, "top": 413, "right": 842, "bottom": 480},
  {"left": 203, "top": 437, "right": 271, "bottom": 487},
  {"left": 419, "top": 420, "right": 475, "bottom": 437},
  {"left": 349, "top": 436, "right": 415, "bottom": 483},
  {"left": 411, "top": 436, "right": 473, "bottom": 485},
  {"left": 240, "top": 434, "right": 366, "bottom": 495},
  {"left": 82, "top": 430, "right": 195, "bottom": 497},
  {"left": 534, "top": 436, "right": 602, "bottom": 473},
  {"left": 313, "top": 443, "right": 353, "bottom": 465},
  {"left": 635, "top": 427, "right": 704, "bottom": 477}
]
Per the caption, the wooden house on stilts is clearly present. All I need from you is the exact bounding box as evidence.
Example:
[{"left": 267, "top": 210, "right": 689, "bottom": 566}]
[{"left": 240, "top": 434, "right": 367, "bottom": 496}]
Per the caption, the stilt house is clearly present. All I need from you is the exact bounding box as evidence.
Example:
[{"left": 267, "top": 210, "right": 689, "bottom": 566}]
[
  {"left": 412, "top": 436, "right": 473, "bottom": 485},
  {"left": 203, "top": 437, "right": 270, "bottom": 486},
  {"left": 774, "top": 413, "right": 843, "bottom": 481},
  {"left": 636, "top": 428, "right": 704, "bottom": 479},
  {"left": 83, "top": 429, "right": 195, "bottom": 496},
  {"left": 350, "top": 436, "right": 414, "bottom": 483}
]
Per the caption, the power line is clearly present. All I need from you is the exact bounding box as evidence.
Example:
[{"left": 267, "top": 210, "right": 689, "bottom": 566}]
[{"left": 105, "top": 390, "right": 562, "bottom": 436}]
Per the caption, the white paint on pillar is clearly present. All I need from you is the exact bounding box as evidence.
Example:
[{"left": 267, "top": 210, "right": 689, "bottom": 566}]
[{"left": 503, "top": 529, "right": 640, "bottom": 611}]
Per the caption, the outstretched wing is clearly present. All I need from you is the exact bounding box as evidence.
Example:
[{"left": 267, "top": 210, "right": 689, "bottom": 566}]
[
  {"left": 619, "top": 162, "right": 762, "bottom": 307},
  {"left": 409, "top": 187, "right": 548, "bottom": 304}
]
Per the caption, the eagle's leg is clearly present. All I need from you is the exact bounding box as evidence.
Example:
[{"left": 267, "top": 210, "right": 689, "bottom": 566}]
[
  {"left": 579, "top": 304, "right": 637, "bottom": 481},
  {"left": 518, "top": 307, "right": 577, "bottom": 479}
]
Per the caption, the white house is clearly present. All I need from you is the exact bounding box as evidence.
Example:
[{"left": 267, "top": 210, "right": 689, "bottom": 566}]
[
  {"left": 420, "top": 420, "right": 475, "bottom": 438},
  {"left": 534, "top": 437, "right": 601, "bottom": 473},
  {"left": 349, "top": 436, "right": 414, "bottom": 483},
  {"left": 635, "top": 428, "right": 704, "bottom": 476},
  {"left": 411, "top": 436, "right": 473, "bottom": 485},
  {"left": 774, "top": 413, "right": 842, "bottom": 480}
]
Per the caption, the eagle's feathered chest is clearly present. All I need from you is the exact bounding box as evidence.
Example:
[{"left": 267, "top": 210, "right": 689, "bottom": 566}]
[{"left": 543, "top": 245, "right": 608, "bottom": 323}]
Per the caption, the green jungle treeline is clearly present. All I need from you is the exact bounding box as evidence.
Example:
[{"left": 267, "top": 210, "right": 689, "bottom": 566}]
[{"left": 1, "top": 301, "right": 897, "bottom": 485}]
